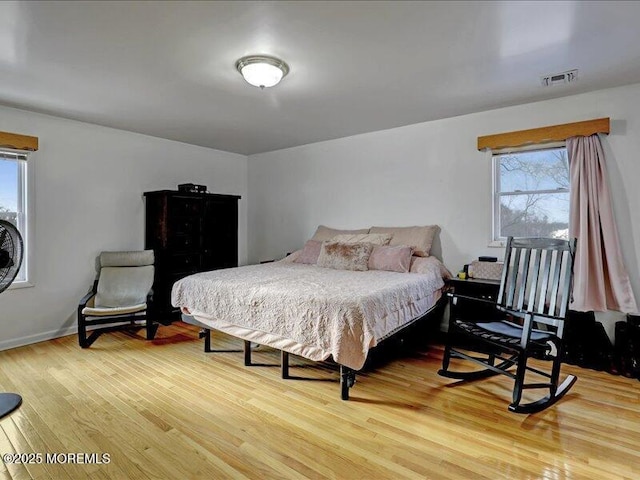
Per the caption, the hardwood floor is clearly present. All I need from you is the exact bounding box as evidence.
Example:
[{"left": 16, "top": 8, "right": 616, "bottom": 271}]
[{"left": 0, "top": 322, "right": 638, "bottom": 479}]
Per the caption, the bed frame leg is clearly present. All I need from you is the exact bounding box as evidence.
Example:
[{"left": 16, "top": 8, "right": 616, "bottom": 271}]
[
  {"left": 281, "top": 351, "right": 290, "bottom": 379},
  {"left": 340, "top": 366, "right": 356, "bottom": 401},
  {"left": 199, "top": 329, "right": 212, "bottom": 353},
  {"left": 244, "top": 340, "right": 252, "bottom": 366}
]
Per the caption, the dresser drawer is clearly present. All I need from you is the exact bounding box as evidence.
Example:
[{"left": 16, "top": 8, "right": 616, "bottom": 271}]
[
  {"left": 168, "top": 234, "right": 198, "bottom": 252},
  {"left": 447, "top": 278, "right": 503, "bottom": 322},
  {"left": 168, "top": 196, "right": 203, "bottom": 217},
  {"left": 168, "top": 253, "right": 200, "bottom": 273},
  {"left": 169, "top": 216, "right": 199, "bottom": 236},
  {"left": 167, "top": 271, "right": 199, "bottom": 289},
  {"left": 452, "top": 279, "right": 500, "bottom": 301}
]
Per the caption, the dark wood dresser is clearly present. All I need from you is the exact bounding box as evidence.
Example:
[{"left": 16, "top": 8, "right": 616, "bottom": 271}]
[{"left": 144, "top": 190, "right": 241, "bottom": 321}]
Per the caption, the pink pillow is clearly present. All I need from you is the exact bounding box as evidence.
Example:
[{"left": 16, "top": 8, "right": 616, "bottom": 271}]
[
  {"left": 295, "top": 240, "right": 322, "bottom": 264},
  {"left": 368, "top": 245, "right": 412, "bottom": 273},
  {"left": 410, "top": 256, "right": 452, "bottom": 279}
]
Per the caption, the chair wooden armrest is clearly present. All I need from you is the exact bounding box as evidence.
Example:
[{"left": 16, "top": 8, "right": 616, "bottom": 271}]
[
  {"left": 448, "top": 292, "right": 497, "bottom": 306},
  {"left": 79, "top": 280, "right": 99, "bottom": 309}
]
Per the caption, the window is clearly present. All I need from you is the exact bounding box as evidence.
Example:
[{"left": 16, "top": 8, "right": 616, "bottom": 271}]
[
  {"left": 493, "top": 145, "right": 569, "bottom": 243},
  {"left": 0, "top": 150, "right": 28, "bottom": 283}
]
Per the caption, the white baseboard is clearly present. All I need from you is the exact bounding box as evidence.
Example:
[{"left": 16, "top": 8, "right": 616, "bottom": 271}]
[
  {"left": 0, "top": 319, "right": 159, "bottom": 352},
  {"left": 0, "top": 326, "right": 78, "bottom": 352}
]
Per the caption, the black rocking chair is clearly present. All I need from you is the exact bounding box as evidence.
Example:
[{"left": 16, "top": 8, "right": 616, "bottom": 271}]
[{"left": 439, "top": 237, "right": 578, "bottom": 413}]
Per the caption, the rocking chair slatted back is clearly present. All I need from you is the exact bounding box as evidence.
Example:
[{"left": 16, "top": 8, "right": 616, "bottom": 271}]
[{"left": 497, "top": 237, "right": 576, "bottom": 321}]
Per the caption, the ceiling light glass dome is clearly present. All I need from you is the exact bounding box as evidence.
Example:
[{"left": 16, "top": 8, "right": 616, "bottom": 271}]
[{"left": 236, "top": 55, "right": 289, "bottom": 89}]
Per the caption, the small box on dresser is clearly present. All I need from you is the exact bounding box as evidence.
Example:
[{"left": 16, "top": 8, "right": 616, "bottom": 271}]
[{"left": 144, "top": 189, "right": 241, "bottom": 322}]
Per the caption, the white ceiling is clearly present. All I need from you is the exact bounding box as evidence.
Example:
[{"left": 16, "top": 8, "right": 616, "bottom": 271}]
[{"left": 2, "top": 1, "right": 640, "bottom": 155}]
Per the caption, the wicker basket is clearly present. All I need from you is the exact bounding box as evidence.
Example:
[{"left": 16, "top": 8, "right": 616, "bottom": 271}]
[{"left": 468, "top": 260, "right": 504, "bottom": 280}]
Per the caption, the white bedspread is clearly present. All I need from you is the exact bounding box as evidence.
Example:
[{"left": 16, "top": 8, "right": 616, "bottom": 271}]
[{"left": 172, "top": 261, "right": 444, "bottom": 370}]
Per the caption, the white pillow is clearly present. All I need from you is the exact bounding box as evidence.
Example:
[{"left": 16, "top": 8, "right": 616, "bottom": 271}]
[
  {"left": 310, "top": 225, "right": 369, "bottom": 242},
  {"left": 331, "top": 233, "right": 392, "bottom": 246},
  {"left": 370, "top": 225, "right": 439, "bottom": 257}
]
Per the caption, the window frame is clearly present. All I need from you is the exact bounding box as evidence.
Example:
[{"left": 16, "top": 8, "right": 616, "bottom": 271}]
[
  {"left": 490, "top": 142, "right": 569, "bottom": 246},
  {"left": 1, "top": 149, "right": 33, "bottom": 288}
]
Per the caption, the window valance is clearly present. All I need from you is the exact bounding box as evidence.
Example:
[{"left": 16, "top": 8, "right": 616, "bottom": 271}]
[
  {"left": 0, "top": 130, "right": 39, "bottom": 152},
  {"left": 477, "top": 118, "right": 610, "bottom": 151}
]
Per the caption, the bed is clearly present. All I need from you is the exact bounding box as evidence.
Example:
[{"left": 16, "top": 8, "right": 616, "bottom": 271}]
[{"left": 172, "top": 253, "right": 448, "bottom": 399}]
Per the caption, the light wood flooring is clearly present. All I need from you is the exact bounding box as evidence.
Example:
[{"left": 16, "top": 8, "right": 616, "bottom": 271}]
[{"left": 0, "top": 322, "right": 639, "bottom": 479}]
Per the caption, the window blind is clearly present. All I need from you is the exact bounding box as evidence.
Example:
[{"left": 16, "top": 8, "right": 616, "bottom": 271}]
[{"left": 0, "top": 150, "right": 28, "bottom": 161}]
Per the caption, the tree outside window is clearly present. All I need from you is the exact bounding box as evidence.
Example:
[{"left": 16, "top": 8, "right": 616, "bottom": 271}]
[{"left": 494, "top": 147, "right": 570, "bottom": 241}]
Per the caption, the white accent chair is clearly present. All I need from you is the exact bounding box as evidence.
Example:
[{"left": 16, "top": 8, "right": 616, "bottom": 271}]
[{"left": 78, "top": 250, "right": 158, "bottom": 348}]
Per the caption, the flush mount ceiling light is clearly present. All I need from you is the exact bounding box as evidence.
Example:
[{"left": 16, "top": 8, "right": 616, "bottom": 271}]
[{"left": 236, "top": 55, "right": 289, "bottom": 89}]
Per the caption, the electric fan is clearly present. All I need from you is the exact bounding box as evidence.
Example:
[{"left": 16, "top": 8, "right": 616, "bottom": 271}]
[{"left": 0, "top": 220, "right": 23, "bottom": 419}]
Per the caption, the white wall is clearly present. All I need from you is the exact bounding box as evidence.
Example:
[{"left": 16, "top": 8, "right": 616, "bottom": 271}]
[
  {"left": 247, "top": 83, "right": 640, "bottom": 330},
  {"left": 3, "top": 82, "right": 639, "bottom": 350},
  {"left": 0, "top": 105, "right": 247, "bottom": 350}
]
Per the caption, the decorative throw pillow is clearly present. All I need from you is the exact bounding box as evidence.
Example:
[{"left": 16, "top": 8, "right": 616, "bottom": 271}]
[
  {"left": 368, "top": 245, "right": 413, "bottom": 273},
  {"left": 294, "top": 240, "right": 323, "bottom": 264},
  {"left": 410, "top": 256, "right": 452, "bottom": 279},
  {"left": 280, "top": 250, "right": 302, "bottom": 263},
  {"left": 332, "top": 233, "right": 392, "bottom": 246},
  {"left": 370, "top": 225, "right": 439, "bottom": 257},
  {"left": 316, "top": 241, "right": 373, "bottom": 271},
  {"left": 310, "top": 225, "right": 369, "bottom": 242}
]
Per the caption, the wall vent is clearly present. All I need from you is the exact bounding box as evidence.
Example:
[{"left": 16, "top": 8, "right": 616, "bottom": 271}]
[{"left": 541, "top": 69, "right": 578, "bottom": 87}]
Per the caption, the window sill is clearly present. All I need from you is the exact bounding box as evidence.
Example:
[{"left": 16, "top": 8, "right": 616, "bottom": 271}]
[
  {"left": 7, "top": 280, "right": 34, "bottom": 290},
  {"left": 488, "top": 240, "right": 506, "bottom": 248}
]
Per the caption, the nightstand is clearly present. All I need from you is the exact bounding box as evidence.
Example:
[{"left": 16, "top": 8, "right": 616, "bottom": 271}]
[
  {"left": 445, "top": 277, "right": 504, "bottom": 350},
  {"left": 446, "top": 277, "right": 501, "bottom": 319}
]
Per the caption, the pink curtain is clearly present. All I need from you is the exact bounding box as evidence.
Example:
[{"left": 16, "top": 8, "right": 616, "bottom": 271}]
[{"left": 567, "top": 135, "right": 637, "bottom": 313}]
